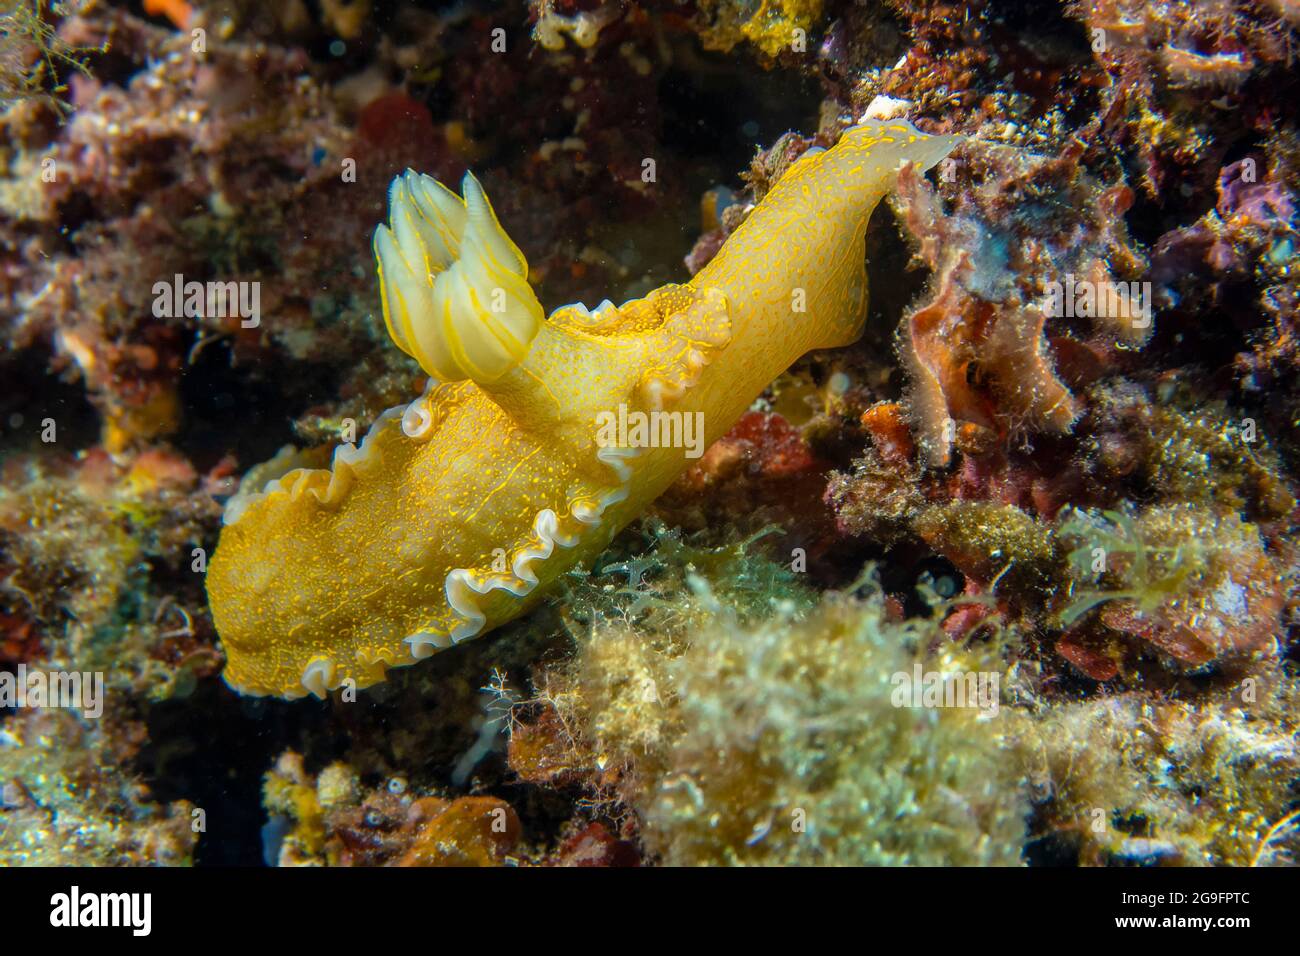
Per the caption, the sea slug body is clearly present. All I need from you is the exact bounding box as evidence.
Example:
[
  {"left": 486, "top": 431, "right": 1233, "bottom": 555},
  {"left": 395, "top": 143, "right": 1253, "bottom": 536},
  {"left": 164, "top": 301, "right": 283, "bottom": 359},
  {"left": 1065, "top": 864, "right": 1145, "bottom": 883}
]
[{"left": 205, "top": 120, "right": 960, "bottom": 698}]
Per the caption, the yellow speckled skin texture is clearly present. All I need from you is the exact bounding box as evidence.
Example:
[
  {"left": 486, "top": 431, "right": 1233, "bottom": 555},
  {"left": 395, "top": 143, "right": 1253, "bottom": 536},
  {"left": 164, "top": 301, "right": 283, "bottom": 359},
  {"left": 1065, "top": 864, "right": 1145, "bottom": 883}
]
[{"left": 206, "top": 122, "right": 958, "bottom": 698}]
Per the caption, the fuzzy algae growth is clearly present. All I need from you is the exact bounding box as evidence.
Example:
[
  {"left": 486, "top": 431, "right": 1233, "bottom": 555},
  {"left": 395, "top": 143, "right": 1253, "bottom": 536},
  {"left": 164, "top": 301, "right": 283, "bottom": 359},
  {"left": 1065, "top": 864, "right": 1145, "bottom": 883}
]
[
  {"left": 205, "top": 121, "right": 959, "bottom": 698},
  {"left": 535, "top": 530, "right": 1299, "bottom": 866},
  {"left": 536, "top": 535, "right": 1026, "bottom": 866}
]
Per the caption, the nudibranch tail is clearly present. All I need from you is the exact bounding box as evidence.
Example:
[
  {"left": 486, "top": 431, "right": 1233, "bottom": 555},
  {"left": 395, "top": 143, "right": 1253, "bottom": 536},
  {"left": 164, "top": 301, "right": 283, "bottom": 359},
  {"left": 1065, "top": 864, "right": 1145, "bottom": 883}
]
[
  {"left": 690, "top": 119, "right": 962, "bottom": 357},
  {"left": 374, "top": 169, "right": 544, "bottom": 384}
]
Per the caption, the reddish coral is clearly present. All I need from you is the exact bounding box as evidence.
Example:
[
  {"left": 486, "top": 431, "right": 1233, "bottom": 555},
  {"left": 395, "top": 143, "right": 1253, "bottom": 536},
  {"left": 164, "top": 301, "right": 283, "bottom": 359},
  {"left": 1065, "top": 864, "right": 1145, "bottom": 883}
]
[
  {"left": 551, "top": 822, "right": 641, "bottom": 867},
  {"left": 860, "top": 401, "right": 915, "bottom": 466},
  {"left": 396, "top": 796, "right": 521, "bottom": 867},
  {"left": 892, "top": 146, "right": 1147, "bottom": 468},
  {"left": 0, "top": 609, "right": 42, "bottom": 667},
  {"left": 657, "top": 410, "right": 842, "bottom": 576},
  {"left": 1055, "top": 628, "right": 1121, "bottom": 681},
  {"left": 667, "top": 411, "right": 828, "bottom": 504},
  {"left": 327, "top": 789, "right": 521, "bottom": 867}
]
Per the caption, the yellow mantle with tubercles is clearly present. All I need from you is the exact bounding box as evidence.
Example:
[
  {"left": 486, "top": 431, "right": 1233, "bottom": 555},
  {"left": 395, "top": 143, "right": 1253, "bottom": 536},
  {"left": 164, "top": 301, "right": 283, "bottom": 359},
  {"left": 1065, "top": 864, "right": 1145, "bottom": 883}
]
[{"left": 205, "top": 121, "right": 959, "bottom": 698}]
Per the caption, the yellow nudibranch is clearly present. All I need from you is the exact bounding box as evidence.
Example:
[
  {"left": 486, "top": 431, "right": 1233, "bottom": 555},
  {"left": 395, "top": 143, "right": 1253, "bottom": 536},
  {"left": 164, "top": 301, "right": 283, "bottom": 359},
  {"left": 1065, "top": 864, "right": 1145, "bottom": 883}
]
[{"left": 206, "top": 120, "right": 959, "bottom": 698}]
